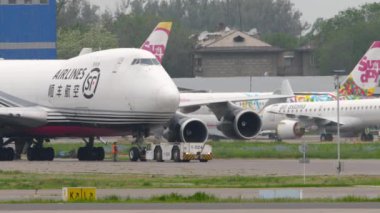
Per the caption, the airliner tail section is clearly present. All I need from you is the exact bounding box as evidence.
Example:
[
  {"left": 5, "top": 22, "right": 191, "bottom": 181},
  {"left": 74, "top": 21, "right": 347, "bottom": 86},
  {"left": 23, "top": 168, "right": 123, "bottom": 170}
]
[
  {"left": 340, "top": 41, "right": 380, "bottom": 96},
  {"left": 141, "top": 22, "right": 172, "bottom": 63}
]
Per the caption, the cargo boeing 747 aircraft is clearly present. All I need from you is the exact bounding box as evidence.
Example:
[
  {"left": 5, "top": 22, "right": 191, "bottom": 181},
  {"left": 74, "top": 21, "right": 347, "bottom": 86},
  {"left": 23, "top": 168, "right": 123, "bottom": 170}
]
[{"left": 0, "top": 22, "right": 290, "bottom": 161}]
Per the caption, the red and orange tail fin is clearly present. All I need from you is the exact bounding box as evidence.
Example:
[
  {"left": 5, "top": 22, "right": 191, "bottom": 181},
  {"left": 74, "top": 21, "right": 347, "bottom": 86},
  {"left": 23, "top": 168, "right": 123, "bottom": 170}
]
[{"left": 140, "top": 22, "right": 172, "bottom": 63}]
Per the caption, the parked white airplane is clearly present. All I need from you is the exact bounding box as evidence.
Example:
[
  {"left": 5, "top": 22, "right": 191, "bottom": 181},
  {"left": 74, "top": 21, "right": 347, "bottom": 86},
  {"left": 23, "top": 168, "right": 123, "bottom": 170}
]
[
  {"left": 0, "top": 22, "right": 290, "bottom": 161},
  {"left": 263, "top": 98, "right": 380, "bottom": 141},
  {"left": 260, "top": 41, "right": 380, "bottom": 141}
]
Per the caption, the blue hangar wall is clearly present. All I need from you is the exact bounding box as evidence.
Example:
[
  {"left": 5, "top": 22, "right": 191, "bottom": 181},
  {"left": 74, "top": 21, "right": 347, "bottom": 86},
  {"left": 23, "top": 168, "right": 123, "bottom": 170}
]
[{"left": 0, "top": 0, "right": 56, "bottom": 59}]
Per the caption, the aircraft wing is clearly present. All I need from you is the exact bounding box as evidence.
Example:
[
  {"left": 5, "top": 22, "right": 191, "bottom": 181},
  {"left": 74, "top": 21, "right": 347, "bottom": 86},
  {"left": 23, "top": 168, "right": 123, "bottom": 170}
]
[
  {"left": 179, "top": 93, "right": 293, "bottom": 120},
  {"left": 179, "top": 93, "right": 293, "bottom": 108},
  {"left": 180, "top": 79, "right": 294, "bottom": 107},
  {"left": 179, "top": 79, "right": 295, "bottom": 117}
]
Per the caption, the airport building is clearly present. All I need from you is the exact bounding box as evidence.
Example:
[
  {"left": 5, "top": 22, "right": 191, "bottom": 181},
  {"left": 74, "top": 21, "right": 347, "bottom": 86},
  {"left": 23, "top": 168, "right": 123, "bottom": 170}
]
[
  {"left": 193, "top": 30, "right": 319, "bottom": 77},
  {"left": 0, "top": 0, "right": 56, "bottom": 59}
]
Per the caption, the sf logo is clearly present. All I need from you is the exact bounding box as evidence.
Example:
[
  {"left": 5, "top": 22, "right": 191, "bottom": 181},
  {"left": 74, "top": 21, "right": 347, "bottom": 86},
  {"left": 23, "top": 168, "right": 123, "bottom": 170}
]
[{"left": 83, "top": 68, "right": 100, "bottom": 99}]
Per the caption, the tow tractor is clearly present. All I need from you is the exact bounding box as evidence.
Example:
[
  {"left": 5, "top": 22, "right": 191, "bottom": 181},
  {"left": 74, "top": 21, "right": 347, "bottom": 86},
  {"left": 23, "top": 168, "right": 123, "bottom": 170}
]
[{"left": 130, "top": 141, "right": 212, "bottom": 162}]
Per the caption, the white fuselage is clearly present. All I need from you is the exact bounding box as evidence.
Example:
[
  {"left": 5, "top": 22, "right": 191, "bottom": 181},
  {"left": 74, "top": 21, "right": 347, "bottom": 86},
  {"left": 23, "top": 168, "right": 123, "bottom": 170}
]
[
  {"left": 262, "top": 98, "right": 380, "bottom": 133},
  {"left": 0, "top": 48, "right": 179, "bottom": 137}
]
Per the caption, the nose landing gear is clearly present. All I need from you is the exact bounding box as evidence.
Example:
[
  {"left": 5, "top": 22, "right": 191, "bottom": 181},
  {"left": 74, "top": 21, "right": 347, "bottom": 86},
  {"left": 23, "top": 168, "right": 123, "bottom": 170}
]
[{"left": 129, "top": 129, "right": 149, "bottom": 162}]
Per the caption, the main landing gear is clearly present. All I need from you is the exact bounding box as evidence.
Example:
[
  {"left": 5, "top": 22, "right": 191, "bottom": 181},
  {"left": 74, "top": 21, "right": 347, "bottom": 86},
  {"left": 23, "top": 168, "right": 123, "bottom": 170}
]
[
  {"left": 0, "top": 138, "right": 14, "bottom": 161},
  {"left": 77, "top": 136, "right": 105, "bottom": 161},
  {"left": 27, "top": 138, "right": 54, "bottom": 161},
  {"left": 0, "top": 137, "right": 53, "bottom": 161}
]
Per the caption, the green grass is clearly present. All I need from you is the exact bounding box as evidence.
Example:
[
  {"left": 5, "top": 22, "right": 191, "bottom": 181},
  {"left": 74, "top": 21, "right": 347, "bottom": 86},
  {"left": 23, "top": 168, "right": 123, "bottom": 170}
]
[
  {"left": 209, "top": 141, "right": 380, "bottom": 159},
  {"left": 1, "top": 170, "right": 380, "bottom": 189},
  {"left": 2, "top": 193, "right": 380, "bottom": 204},
  {"left": 46, "top": 140, "right": 380, "bottom": 160}
]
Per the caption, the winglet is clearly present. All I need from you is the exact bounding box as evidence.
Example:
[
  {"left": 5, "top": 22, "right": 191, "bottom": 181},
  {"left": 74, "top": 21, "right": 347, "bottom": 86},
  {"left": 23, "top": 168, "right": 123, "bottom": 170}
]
[
  {"left": 339, "top": 41, "right": 380, "bottom": 96},
  {"left": 276, "top": 79, "right": 294, "bottom": 96},
  {"left": 262, "top": 80, "right": 294, "bottom": 110},
  {"left": 141, "top": 22, "right": 172, "bottom": 63}
]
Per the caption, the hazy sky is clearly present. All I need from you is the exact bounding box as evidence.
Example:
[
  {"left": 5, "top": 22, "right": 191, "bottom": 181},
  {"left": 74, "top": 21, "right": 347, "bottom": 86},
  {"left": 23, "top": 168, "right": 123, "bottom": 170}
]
[
  {"left": 291, "top": 0, "right": 379, "bottom": 24},
  {"left": 88, "top": 0, "right": 380, "bottom": 24}
]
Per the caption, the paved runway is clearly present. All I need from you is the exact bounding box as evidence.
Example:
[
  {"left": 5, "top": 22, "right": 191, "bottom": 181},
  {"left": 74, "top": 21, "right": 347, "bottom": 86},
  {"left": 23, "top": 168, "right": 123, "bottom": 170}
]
[
  {"left": 1, "top": 158, "right": 380, "bottom": 176},
  {"left": 1, "top": 203, "right": 380, "bottom": 213}
]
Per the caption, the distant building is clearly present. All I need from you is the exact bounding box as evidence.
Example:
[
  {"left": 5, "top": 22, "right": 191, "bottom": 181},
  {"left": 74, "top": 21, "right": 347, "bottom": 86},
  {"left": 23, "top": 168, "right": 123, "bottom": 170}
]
[
  {"left": 193, "top": 30, "right": 319, "bottom": 77},
  {"left": 0, "top": 0, "right": 56, "bottom": 59}
]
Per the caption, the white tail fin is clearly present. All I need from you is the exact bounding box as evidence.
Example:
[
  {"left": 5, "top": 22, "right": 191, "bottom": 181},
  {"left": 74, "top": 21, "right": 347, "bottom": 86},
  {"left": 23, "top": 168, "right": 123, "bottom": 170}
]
[
  {"left": 340, "top": 41, "right": 380, "bottom": 96},
  {"left": 261, "top": 80, "right": 294, "bottom": 109},
  {"left": 140, "top": 22, "right": 172, "bottom": 63}
]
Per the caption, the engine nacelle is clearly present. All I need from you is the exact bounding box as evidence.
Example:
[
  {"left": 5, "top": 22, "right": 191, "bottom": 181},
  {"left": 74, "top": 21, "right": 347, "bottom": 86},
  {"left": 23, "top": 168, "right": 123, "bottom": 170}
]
[
  {"left": 164, "top": 115, "right": 208, "bottom": 142},
  {"left": 217, "top": 109, "right": 262, "bottom": 140},
  {"left": 276, "top": 119, "right": 305, "bottom": 139}
]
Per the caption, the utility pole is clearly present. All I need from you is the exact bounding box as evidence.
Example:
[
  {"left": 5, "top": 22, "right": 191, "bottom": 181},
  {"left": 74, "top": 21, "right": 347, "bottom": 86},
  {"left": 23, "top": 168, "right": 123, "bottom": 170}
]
[{"left": 333, "top": 70, "right": 345, "bottom": 175}]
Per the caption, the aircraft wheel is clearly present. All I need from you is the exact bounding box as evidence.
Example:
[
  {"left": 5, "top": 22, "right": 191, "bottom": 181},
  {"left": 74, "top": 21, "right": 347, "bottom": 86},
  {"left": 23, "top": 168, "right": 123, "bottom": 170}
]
[
  {"left": 172, "top": 146, "right": 181, "bottom": 162},
  {"left": 95, "top": 147, "right": 105, "bottom": 161},
  {"left": 77, "top": 147, "right": 86, "bottom": 161},
  {"left": 154, "top": 146, "right": 163, "bottom": 162},
  {"left": 5, "top": 147, "right": 14, "bottom": 161},
  {"left": 200, "top": 159, "right": 208, "bottom": 163},
  {"left": 129, "top": 147, "right": 139, "bottom": 161},
  {"left": 87, "top": 148, "right": 97, "bottom": 161},
  {"left": 43, "top": 147, "right": 55, "bottom": 161},
  {"left": 27, "top": 147, "right": 37, "bottom": 161},
  {"left": 139, "top": 148, "right": 147, "bottom": 162},
  {"left": 0, "top": 148, "right": 14, "bottom": 161},
  {"left": 0, "top": 149, "right": 5, "bottom": 161}
]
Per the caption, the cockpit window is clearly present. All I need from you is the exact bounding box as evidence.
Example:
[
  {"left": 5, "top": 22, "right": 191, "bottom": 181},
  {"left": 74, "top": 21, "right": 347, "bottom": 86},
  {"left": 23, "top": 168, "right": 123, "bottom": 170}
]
[
  {"left": 152, "top": 58, "right": 160, "bottom": 65},
  {"left": 140, "top": 58, "right": 154, "bottom": 65},
  {"left": 131, "top": 58, "right": 160, "bottom": 65},
  {"left": 131, "top": 59, "right": 138, "bottom": 65}
]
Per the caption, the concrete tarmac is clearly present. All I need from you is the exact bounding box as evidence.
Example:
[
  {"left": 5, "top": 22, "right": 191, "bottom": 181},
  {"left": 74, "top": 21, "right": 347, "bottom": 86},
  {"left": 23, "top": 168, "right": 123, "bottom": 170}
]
[
  {"left": 1, "top": 203, "right": 380, "bottom": 213},
  {"left": 1, "top": 158, "right": 380, "bottom": 176}
]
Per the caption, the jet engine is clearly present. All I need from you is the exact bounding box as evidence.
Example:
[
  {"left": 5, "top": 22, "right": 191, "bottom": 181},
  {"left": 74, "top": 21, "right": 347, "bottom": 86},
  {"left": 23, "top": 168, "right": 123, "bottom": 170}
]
[
  {"left": 217, "top": 108, "right": 262, "bottom": 140},
  {"left": 164, "top": 113, "right": 208, "bottom": 142},
  {"left": 276, "top": 120, "right": 305, "bottom": 139}
]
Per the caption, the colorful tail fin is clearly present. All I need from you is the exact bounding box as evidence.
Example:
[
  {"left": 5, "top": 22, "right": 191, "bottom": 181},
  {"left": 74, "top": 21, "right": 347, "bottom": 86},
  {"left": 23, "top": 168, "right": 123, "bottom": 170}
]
[
  {"left": 339, "top": 41, "right": 380, "bottom": 96},
  {"left": 140, "top": 22, "right": 172, "bottom": 63}
]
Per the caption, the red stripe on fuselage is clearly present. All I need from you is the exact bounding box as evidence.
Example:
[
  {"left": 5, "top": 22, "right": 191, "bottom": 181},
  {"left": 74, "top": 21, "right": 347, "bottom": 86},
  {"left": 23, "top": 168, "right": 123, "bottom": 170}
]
[{"left": 20, "top": 126, "right": 129, "bottom": 137}]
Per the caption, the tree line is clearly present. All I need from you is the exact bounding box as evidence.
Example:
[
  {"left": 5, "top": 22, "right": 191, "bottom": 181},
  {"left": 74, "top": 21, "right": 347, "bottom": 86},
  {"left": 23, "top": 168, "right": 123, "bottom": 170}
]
[{"left": 56, "top": 0, "right": 380, "bottom": 77}]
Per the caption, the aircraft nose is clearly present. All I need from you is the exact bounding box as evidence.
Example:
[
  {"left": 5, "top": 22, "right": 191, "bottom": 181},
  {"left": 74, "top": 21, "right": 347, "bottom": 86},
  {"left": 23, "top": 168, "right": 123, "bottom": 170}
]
[{"left": 156, "top": 84, "right": 180, "bottom": 112}]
